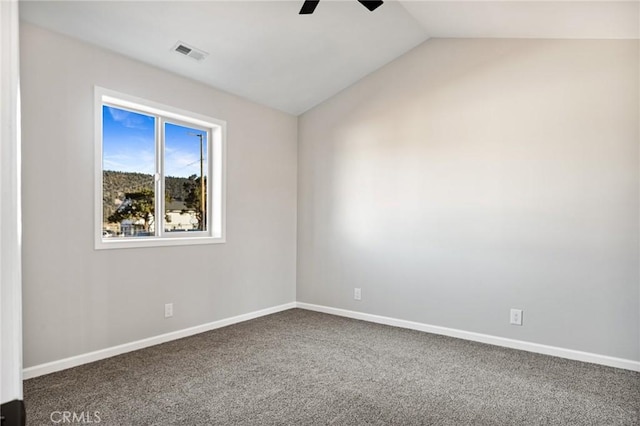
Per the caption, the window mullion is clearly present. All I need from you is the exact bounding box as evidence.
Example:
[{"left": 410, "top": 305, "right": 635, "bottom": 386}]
[{"left": 156, "top": 116, "right": 164, "bottom": 237}]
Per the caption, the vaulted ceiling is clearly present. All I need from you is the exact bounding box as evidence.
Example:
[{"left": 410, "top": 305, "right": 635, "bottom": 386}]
[{"left": 20, "top": 1, "right": 639, "bottom": 115}]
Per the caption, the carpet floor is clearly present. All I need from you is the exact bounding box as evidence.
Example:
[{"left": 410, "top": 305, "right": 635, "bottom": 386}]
[{"left": 24, "top": 309, "right": 640, "bottom": 425}]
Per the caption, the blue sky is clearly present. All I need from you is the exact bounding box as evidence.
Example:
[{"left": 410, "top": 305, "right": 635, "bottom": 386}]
[{"left": 103, "top": 106, "right": 208, "bottom": 178}]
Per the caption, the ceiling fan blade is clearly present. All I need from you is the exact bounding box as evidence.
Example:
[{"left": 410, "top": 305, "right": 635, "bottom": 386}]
[
  {"left": 357, "top": 0, "right": 383, "bottom": 12},
  {"left": 299, "top": 0, "right": 320, "bottom": 14}
]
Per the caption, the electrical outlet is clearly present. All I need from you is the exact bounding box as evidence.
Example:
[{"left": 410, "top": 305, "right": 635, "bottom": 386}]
[
  {"left": 510, "top": 308, "right": 523, "bottom": 326},
  {"left": 354, "top": 288, "right": 361, "bottom": 301},
  {"left": 165, "top": 303, "right": 173, "bottom": 318}
]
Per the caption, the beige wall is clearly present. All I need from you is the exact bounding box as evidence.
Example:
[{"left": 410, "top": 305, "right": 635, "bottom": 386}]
[
  {"left": 298, "top": 39, "right": 640, "bottom": 361},
  {"left": 20, "top": 23, "right": 297, "bottom": 368}
]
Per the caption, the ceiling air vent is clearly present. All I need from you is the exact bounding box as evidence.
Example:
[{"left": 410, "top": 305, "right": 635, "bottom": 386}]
[{"left": 172, "top": 41, "right": 208, "bottom": 62}]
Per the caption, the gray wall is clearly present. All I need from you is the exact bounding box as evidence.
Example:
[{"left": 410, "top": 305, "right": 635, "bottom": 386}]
[
  {"left": 21, "top": 26, "right": 640, "bottom": 368},
  {"left": 21, "top": 24, "right": 297, "bottom": 368},
  {"left": 297, "top": 39, "right": 640, "bottom": 361}
]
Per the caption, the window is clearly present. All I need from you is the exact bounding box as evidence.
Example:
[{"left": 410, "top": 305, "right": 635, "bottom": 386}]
[{"left": 95, "top": 87, "right": 225, "bottom": 249}]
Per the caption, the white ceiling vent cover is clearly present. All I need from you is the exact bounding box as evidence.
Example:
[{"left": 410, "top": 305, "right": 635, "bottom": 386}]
[{"left": 172, "top": 41, "right": 208, "bottom": 61}]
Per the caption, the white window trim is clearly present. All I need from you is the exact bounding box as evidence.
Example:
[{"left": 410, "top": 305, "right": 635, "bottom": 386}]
[{"left": 94, "top": 86, "right": 226, "bottom": 250}]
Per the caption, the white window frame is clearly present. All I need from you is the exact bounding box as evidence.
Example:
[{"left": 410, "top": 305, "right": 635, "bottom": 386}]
[{"left": 94, "top": 86, "right": 226, "bottom": 249}]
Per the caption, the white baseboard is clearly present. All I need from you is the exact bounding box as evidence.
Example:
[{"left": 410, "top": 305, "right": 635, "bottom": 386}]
[
  {"left": 22, "top": 302, "right": 296, "bottom": 380},
  {"left": 23, "top": 300, "right": 640, "bottom": 379},
  {"left": 296, "top": 302, "right": 640, "bottom": 372}
]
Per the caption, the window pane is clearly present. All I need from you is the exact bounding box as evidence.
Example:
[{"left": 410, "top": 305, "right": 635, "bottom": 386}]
[
  {"left": 102, "top": 105, "right": 156, "bottom": 238},
  {"left": 164, "top": 122, "right": 208, "bottom": 233}
]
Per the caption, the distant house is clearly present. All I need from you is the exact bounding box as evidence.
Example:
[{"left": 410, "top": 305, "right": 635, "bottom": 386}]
[
  {"left": 119, "top": 219, "right": 148, "bottom": 236},
  {"left": 164, "top": 201, "right": 198, "bottom": 233},
  {"left": 108, "top": 201, "right": 198, "bottom": 236}
]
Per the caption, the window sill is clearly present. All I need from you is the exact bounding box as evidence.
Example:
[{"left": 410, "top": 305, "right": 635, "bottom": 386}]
[{"left": 95, "top": 235, "right": 225, "bottom": 250}]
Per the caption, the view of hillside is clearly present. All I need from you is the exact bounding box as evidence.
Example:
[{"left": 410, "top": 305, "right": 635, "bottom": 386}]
[{"left": 102, "top": 171, "right": 191, "bottom": 221}]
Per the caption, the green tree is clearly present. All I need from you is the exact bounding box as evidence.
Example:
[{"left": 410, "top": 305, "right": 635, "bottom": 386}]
[
  {"left": 107, "top": 188, "right": 155, "bottom": 232},
  {"left": 183, "top": 174, "right": 206, "bottom": 230}
]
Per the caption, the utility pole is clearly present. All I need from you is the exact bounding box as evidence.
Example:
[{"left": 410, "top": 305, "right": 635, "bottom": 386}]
[{"left": 189, "top": 132, "right": 206, "bottom": 231}]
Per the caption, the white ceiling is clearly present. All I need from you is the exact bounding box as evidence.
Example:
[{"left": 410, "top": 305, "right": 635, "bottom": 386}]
[{"left": 19, "top": 1, "right": 639, "bottom": 115}]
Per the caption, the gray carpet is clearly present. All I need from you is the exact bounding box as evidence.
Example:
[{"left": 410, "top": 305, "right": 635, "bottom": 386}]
[{"left": 24, "top": 309, "right": 640, "bottom": 425}]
